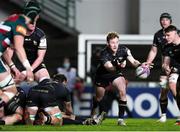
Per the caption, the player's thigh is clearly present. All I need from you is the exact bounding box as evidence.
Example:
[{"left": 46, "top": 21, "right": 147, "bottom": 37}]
[{"left": 112, "top": 76, "right": 126, "bottom": 91}]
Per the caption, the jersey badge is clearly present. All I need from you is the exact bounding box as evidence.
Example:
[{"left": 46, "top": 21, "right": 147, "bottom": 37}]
[{"left": 16, "top": 25, "right": 26, "bottom": 36}]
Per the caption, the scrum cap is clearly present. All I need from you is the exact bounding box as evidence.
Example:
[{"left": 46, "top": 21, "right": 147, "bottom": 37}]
[{"left": 23, "top": 0, "right": 41, "bottom": 23}]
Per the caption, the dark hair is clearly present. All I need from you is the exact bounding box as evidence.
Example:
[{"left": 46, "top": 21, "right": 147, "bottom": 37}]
[
  {"left": 164, "top": 25, "right": 177, "bottom": 33},
  {"left": 23, "top": 0, "right": 41, "bottom": 22},
  {"left": 160, "top": 13, "right": 172, "bottom": 23},
  {"left": 52, "top": 73, "right": 67, "bottom": 83},
  {"left": 106, "top": 32, "right": 119, "bottom": 43}
]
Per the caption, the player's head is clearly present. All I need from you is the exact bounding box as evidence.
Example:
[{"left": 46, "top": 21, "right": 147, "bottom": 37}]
[
  {"left": 159, "top": 13, "right": 172, "bottom": 29},
  {"left": 52, "top": 73, "right": 67, "bottom": 85},
  {"left": 23, "top": 0, "right": 41, "bottom": 24},
  {"left": 164, "top": 25, "right": 178, "bottom": 44},
  {"left": 106, "top": 32, "right": 119, "bottom": 53}
]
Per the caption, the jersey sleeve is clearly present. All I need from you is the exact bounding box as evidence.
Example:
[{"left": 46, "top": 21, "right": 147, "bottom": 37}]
[
  {"left": 13, "top": 23, "right": 27, "bottom": 36},
  {"left": 152, "top": 33, "right": 158, "bottom": 47},
  {"left": 100, "top": 50, "right": 110, "bottom": 65},
  {"left": 125, "top": 47, "right": 132, "bottom": 57},
  {"left": 38, "top": 37, "right": 47, "bottom": 49}
]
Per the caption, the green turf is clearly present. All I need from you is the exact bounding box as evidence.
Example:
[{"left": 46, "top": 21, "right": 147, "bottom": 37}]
[{"left": 0, "top": 118, "right": 180, "bottom": 131}]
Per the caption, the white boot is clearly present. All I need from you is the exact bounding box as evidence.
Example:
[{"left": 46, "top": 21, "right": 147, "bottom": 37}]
[
  {"left": 157, "top": 113, "right": 167, "bottom": 123},
  {"left": 117, "top": 119, "right": 126, "bottom": 126}
]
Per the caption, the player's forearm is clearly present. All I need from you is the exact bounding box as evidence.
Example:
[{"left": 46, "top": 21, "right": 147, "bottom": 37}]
[
  {"left": 3, "top": 48, "right": 14, "bottom": 67},
  {"left": 15, "top": 47, "right": 32, "bottom": 70},
  {"left": 146, "top": 49, "right": 157, "bottom": 63},
  {"left": 132, "top": 60, "right": 141, "bottom": 68},
  {"left": 31, "top": 57, "right": 43, "bottom": 70},
  {"left": 14, "top": 35, "right": 32, "bottom": 70}
]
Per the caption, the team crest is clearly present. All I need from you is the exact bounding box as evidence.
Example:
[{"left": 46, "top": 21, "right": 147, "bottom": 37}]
[{"left": 16, "top": 25, "right": 26, "bottom": 36}]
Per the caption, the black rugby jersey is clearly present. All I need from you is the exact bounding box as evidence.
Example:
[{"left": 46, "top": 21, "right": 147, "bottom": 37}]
[
  {"left": 153, "top": 29, "right": 167, "bottom": 53},
  {"left": 163, "top": 44, "right": 180, "bottom": 67},
  {"left": 24, "top": 27, "right": 47, "bottom": 64},
  {"left": 96, "top": 45, "right": 131, "bottom": 76}
]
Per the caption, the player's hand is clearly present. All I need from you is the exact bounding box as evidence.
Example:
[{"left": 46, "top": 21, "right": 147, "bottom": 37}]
[
  {"left": 10, "top": 66, "right": 21, "bottom": 79},
  {"left": 142, "top": 62, "right": 154, "bottom": 69},
  {"left": 26, "top": 69, "right": 34, "bottom": 82},
  {"left": 117, "top": 60, "right": 126, "bottom": 68}
]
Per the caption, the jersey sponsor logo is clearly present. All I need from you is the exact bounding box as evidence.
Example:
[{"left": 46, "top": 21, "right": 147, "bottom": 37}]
[{"left": 16, "top": 25, "right": 26, "bottom": 36}]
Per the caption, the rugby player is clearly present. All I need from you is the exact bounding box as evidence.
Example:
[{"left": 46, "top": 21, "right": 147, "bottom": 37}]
[
  {"left": 144, "top": 13, "right": 173, "bottom": 122},
  {"left": 91, "top": 32, "right": 141, "bottom": 126},
  {"left": 163, "top": 25, "right": 180, "bottom": 125}
]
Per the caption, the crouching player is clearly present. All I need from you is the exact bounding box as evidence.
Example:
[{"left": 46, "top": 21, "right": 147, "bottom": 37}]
[
  {"left": 0, "top": 87, "right": 26, "bottom": 125},
  {"left": 25, "top": 79, "right": 63, "bottom": 125}
]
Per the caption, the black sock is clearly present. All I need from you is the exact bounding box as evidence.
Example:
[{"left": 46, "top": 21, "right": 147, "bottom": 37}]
[
  {"left": 91, "top": 96, "right": 99, "bottom": 115},
  {"left": 160, "top": 99, "right": 168, "bottom": 114},
  {"left": 176, "top": 94, "right": 180, "bottom": 111},
  {"left": 63, "top": 118, "right": 82, "bottom": 125},
  {"left": 75, "top": 116, "right": 86, "bottom": 122},
  {"left": 118, "top": 100, "right": 127, "bottom": 119},
  {"left": 0, "top": 119, "right": 5, "bottom": 125}
]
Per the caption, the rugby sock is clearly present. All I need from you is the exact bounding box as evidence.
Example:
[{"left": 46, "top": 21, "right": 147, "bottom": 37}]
[
  {"left": 91, "top": 96, "right": 99, "bottom": 115},
  {"left": 75, "top": 116, "right": 86, "bottom": 122},
  {"left": 0, "top": 119, "right": 5, "bottom": 125},
  {"left": 160, "top": 99, "right": 168, "bottom": 114},
  {"left": 118, "top": 100, "right": 127, "bottom": 119},
  {"left": 63, "top": 118, "right": 82, "bottom": 125},
  {"left": 176, "top": 89, "right": 180, "bottom": 111}
]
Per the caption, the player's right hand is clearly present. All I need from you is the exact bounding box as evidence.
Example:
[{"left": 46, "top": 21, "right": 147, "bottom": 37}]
[
  {"left": 142, "top": 62, "right": 154, "bottom": 69},
  {"left": 26, "top": 69, "right": 34, "bottom": 82}
]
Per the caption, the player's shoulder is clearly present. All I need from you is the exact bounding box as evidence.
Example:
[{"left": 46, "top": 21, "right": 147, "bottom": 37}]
[
  {"left": 34, "top": 27, "right": 46, "bottom": 38},
  {"left": 118, "top": 45, "right": 130, "bottom": 52},
  {"left": 154, "top": 29, "right": 163, "bottom": 36}
]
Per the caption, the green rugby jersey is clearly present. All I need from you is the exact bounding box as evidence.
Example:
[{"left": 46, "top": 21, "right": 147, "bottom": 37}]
[{"left": 0, "top": 14, "right": 27, "bottom": 54}]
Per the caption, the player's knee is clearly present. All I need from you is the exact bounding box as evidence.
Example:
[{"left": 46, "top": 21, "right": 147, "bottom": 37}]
[{"left": 5, "top": 93, "right": 21, "bottom": 113}]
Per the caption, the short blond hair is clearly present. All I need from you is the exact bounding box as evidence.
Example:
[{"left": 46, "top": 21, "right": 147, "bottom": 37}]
[{"left": 106, "top": 32, "right": 119, "bottom": 43}]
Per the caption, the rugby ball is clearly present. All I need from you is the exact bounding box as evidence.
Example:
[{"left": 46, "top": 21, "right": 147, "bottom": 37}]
[{"left": 135, "top": 65, "right": 150, "bottom": 79}]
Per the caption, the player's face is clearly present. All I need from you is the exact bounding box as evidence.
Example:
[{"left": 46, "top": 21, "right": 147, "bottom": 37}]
[
  {"left": 160, "top": 18, "right": 171, "bottom": 29},
  {"left": 107, "top": 37, "right": 119, "bottom": 53},
  {"left": 165, "top": 31, "right": 176, "bottom": 43},
  {"left": 27, "top": 15, "right": 39, "bottom": 32}
]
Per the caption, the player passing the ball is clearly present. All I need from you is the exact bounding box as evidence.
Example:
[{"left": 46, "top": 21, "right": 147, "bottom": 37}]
[{"left": 91, "top": 32, "right": 141, "bottom": 126}]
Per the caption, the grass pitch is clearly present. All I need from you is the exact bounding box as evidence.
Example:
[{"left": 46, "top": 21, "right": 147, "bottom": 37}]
[{"left": 0, "top": 118, "right": 180, "bottom": 131}]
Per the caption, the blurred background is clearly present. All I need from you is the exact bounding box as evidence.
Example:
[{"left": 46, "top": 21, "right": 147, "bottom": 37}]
[{"left": 1, "top": 0, "right": 180, "bottom": 118}]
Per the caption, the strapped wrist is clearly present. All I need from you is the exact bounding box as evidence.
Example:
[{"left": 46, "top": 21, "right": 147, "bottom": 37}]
[
  {"left": 9, "top": 63, "right": 15, "bottom": 69},
  {"left": 23, "top": 60, "right": 32, "bottom": 71}
]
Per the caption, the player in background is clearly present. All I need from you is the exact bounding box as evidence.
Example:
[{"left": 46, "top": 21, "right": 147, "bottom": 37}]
[
  {"left": 144, "top": 13, "right": 172, "bottom": 122},
  {"left": 0, "top": 0, "right": 41, "bottom": 119},
  {"left": 162, "top": 25, "right": 180, "bottom": 125},
  {"left": 91, "top": 32, "right": 141, "bottom": 126}
]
